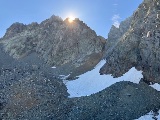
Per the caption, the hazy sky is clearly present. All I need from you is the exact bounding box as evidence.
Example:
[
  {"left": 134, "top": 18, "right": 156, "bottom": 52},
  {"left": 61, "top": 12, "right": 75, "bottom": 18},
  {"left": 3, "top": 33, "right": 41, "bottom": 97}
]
[{"left": 0, "top": 0, "right": 142, "bottom": 38}]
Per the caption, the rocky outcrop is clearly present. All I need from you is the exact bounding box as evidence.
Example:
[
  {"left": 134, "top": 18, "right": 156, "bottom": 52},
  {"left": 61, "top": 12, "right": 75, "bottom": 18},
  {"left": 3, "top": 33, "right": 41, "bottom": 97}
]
[
  {"left": 104, "top": 17, "right": 132, "bottom": 57},
  {"left": 100, "top": 0, "right": 160, "bottom": 83},
  {"left": 1, "top": 15, "right": 105, "bottom": 68}
]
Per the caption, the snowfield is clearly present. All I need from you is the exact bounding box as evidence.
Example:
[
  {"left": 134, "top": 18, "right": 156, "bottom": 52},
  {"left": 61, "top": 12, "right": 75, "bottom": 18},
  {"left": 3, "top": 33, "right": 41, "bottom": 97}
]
[{"left": 63, "top": 60, "right": 143, "bottom": 98}]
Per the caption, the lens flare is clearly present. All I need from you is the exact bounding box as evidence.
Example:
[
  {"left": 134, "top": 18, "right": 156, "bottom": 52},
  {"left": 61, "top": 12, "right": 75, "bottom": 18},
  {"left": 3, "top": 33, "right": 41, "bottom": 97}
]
[{"left": 68, "top": 16, "right": 75, "bottom": 23}]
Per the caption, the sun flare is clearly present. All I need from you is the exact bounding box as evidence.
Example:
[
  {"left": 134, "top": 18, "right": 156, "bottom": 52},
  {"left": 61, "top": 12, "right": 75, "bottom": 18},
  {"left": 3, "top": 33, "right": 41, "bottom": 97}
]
[{"left": 68, "top": 16, "right": 75, "bottom": 23}]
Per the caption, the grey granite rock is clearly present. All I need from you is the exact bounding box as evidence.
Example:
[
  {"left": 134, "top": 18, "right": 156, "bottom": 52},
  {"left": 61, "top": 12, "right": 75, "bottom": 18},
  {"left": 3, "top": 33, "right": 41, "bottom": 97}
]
[
  {"left": 1, "top": 15, "right": 106, "bottom": 68},
  {"left": 100, "top": 0, "right": 160, "bottom": 83}
]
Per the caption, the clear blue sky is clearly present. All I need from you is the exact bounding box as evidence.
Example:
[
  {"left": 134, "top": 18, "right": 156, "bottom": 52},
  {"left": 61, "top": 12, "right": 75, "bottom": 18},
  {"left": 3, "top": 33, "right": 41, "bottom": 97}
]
[{"left": 0, "top": 0, "right": 142, "bottom": 38}]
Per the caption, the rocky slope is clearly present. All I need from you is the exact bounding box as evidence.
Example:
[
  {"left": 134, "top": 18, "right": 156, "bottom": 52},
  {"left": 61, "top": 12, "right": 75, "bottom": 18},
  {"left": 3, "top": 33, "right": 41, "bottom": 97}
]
[
  {"left": 1, "top": 37, "right": 159, "bottom": 120},
  {"left": 1, "top": 0, "right": 160, "bottom": 119},
  {"left": 1, "top": 16, "right": 105, "bottom": 68},
  {"left": 100, "top": 0, "right": 160, "bottom": 83}
]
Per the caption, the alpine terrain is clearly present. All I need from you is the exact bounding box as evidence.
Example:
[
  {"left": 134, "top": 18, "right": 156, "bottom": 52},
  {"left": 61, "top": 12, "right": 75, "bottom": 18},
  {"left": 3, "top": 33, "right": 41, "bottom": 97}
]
[{"left": 0, "top": 0, "right": 160, "bottom": 119}]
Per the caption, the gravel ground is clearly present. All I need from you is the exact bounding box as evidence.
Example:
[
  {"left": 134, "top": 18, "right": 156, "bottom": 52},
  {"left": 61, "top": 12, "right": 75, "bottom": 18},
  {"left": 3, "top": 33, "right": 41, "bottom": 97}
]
[
  {"left": 1, "top": 44, "right": 160, "bottom": 120},
  {"left": 69, "top": 81, "right": 160, "bottom": 120}
]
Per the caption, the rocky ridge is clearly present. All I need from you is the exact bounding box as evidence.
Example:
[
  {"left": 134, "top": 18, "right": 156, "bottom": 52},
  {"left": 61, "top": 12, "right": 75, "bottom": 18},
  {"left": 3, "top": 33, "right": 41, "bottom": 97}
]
[
  {"left": 100, "top": 0, "right": 160, "bottom": 83},
  {"left": 1, "top": 16, "right": 105, "bottom": 68}
]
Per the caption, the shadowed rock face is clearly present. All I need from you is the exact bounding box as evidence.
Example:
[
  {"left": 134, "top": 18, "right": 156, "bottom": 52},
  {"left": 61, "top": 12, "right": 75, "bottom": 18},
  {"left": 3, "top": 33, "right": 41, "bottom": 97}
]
[
  {"left": 100, "top": 0, "right": 160, "bottom": 83},
  {"left": 1, "top": 15, "right": 106, "bottom": 67}
]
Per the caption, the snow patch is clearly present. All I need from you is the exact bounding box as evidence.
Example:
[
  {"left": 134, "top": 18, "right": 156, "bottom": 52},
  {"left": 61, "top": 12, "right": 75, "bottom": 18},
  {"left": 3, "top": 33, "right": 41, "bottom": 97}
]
[
  {"left": 150, "top": 83, "right": 160, "bottom": 91},
  {"left": 51, "top": 66, "right": 56, "bottom": 68},
  {"left": 63, "top": 60, "right": 143, "bottom": 98},
  {"left": 136, "top": 110, "right": 160, "bottom": 120}
]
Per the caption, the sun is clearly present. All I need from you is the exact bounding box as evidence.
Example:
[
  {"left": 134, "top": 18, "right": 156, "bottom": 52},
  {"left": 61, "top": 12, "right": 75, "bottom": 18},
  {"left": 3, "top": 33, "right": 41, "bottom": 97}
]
[{"left": 68, "top": 16, "right": 75, "bottom": 23}]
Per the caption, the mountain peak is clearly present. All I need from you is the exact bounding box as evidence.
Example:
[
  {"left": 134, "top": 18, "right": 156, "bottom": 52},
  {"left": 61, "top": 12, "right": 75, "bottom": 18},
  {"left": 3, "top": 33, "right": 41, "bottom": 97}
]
[{"left": 1, "top": 15, "right": 106, "bottom": 76}]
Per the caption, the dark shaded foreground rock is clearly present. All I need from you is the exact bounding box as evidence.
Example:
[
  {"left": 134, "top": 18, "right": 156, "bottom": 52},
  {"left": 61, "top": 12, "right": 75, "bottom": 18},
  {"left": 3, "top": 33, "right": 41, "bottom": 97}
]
[
  {"left": 1, "top": 79, "right": 160, "bottom": 120},
  {"left": 0, "top": 43, "right": 69, "bottom": 119},
  {"left": 0, "top": 44, "right": 60, "bottom": 88},
  {"left": 68, "top": 82, "right": 160, "bottom": 120},
  {"left": 100, "top": 0, "right": 160, "bottom": 83},
  {"left": 0, "top": 74, "right": 69, "bottom": 120}
]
